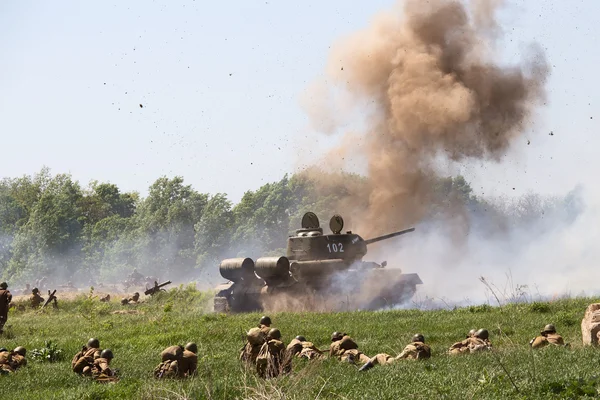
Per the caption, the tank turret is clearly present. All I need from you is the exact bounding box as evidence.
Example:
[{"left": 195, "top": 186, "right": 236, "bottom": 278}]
[{"left": 213, "top": 212, "right": 422, "bottom": 313}]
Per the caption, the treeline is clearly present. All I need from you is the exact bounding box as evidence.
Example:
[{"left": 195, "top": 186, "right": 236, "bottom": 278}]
[{"left": 0, "top": 167, "right": 582, "bottom": 285}]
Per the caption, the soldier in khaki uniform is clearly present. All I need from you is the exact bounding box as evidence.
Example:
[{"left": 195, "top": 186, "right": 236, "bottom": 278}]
[
  {"left": 240, "top": 316, "right": 272, "bottom": 364},
  {"left": 256, "top": 328, "right": 290, "bottom": 379},
  {"left": 0, "top": 346, "right": 27, "bottom": 373},
  {"left": 530, "top": 324, "right": 565, "bottom": 348},
  {"left": 179, "top": 342, "right": 198, "bottom": 377},
  {"left": 100, "top": 294, "right": 111, "bottom": 302},
  {"left": 449, "top": 329, "right": 492, "bottom": 355},
  {"left": 359, "top": 334, "right": 431, "bottom": 371},
  {"left": 329, "top": 331, "right": 370, "bottom": 364},
  {"left": 72, "top": 338, "right": 102, "bottom": 374},
  {"left": 85, "top": 349, "right": 117, "bottom": 382},
  {"left": 120, "top": 292, "right": 140, "bottom": 305},
  {"left": 286, "top": 335, "right": 323, "bottom": 360},
  {"left": 258, "top": 316, "right": 271, "bottom": 334},
  {"left": 0, "top": 282, "right": 12, "bottom": 333},
  {"left": 30, "top": 288, "right": 45, "bottom": 308},
  {"left": 154, "top": 345, "right": 184, "bottom": 378}
]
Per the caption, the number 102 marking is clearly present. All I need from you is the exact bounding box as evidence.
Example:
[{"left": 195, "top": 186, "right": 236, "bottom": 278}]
[{"left": 327, "top": 243, "right": 344, "bottom": 253}]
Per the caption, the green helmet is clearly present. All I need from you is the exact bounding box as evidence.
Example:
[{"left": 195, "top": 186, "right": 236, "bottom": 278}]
[
  {"left": 295, "top": 335, "right": 306, "bottom": 342},
  {"left": 0, "top": 282, "right": 7, "bottom": 290},
  {"left": 100, "top": 349, "right": 113, "bottom": 359},
  {"left": 468, "top": 329, "right": 476, "bottom": 337},
  {"left": 331, "top": 331, "right": 344, "bottom": 342},
  {"left": 87, "top": 338, "right": 100, "bottom": 349},
  {"left": 268, "top": 328, "right": 281, "bottom": 340},
  {"left": 185, "top": 342, "right": 198, "bottom": 354},
  {"left": 543, "top": 324, "right": 556, "bottom": 333},
  {"left": 259, "top": 316, "right": 271, "bottom": 326},
  {"left": 412, "top": 333, "right": 425, "bottom": 343},
  {"left": 475, "top": 329, "right": 489, "bottom": 340},
  {"left": 0, "top": 347, "right": 7, "bottom": 352},
  {"left": 32, "top": 287, "right": 39, "bottom": 294},
  {"left": 13, "top": 346, "right": 26, "bottom": 356}
]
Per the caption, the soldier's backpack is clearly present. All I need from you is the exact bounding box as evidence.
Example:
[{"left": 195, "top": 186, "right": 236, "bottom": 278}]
[{"left": 154, "top": 360, "right": 179, "bottom": 379}]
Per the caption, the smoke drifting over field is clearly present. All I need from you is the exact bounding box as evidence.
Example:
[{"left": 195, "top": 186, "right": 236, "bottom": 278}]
[
  {"left": 302, "top": 0, "right": 548, "bottom": 237},
  {"left": 296, "top": 0, "right": 600, "bottom": 306}
]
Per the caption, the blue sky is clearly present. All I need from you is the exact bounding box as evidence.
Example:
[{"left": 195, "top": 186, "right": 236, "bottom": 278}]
[{"left": 1, "top": 0, "right": 598, "bottom": 202}]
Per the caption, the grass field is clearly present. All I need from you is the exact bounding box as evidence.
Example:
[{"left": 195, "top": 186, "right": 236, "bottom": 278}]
[{"left": 2, "top": 285, "right": 600, "bottom": 399}]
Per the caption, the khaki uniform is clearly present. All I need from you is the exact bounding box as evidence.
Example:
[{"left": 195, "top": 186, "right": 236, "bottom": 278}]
[
  {"left": 449, "top": 337, "right": 491, "bottom": 355},
  {"left": 286, "top": 339, "right": 323, "bottom": 360},
  {"left": 154, "top": 360, "right": 180, "bottom": 378},
  {"left": 0, "top": 351, "right": 26, "bottom": 373},
  {"left": 121, "top": 294, "right": 139, "bottom": 305},
  {"left": 72, "top": 346, "right": 101, "bottom": 373},
  {"left": 329, "top": 335, "right": 370, "bottom": 364},
  {"left": 179, "top": 350, "right": 198, "bottom": 377},
  {"left": 531, "top": 333, "right": 565, "bottom": 349},
  {"left": 154, "top": 345, "right": 184, "bottom": 379},
  {"left": 240, "top": 327, "right": 267, "bottom": 364},
  {"left": 11, "top": 353, "right": 26, "bottom": 369},
  {"left": 256, "top": 339, "right": 290, "bottom": 379},
  {"left": 259, "top": 324, "right": 271, "bottom": 335},
  {"left": 30, "top": 293, "right": 44, "bottom": 308},
  {"left": 88, "top": 357, "right": 118, "bottom": 382},
  {"left": 368, "top": 341, "right": 431, "bottom": 367},
  {"left": 0, "top": 289, "right": 12, "bottom": 332}
]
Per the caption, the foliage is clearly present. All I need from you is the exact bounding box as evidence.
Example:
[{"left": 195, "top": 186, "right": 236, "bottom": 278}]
[
  {"left": 2, "top": 293, "right": 600, "bottom": 399},
  {"left": 0, "top": 167, "right": 582, "bottom": 285},
  {"left": 30, "top": 340, "right": 64, "bottom": 363}
]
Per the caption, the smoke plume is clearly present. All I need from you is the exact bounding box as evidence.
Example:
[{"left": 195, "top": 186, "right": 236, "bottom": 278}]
[{"left": 302, "top": 0, "right": 549, "bottom": 238}]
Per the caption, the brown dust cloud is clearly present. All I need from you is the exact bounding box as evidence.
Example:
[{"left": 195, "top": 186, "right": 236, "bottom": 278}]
[{"left": 300, "top": 0, "right": 549, "bottom": 238}]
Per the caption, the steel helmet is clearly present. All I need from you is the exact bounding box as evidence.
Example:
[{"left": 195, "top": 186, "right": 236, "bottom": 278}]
[
  {"left": 474, "top": 329, "right": 489, "bottom": 340},
  {"left": 268, "top": 328, "right": 281, "bottom": 340},
  {"left": 13, "top": 346, "right": 26, "bottom": 356},
  {"left": 100, "top": 349, "right": 114, "bottom": 359},
  {"left": 185, "top": 342, "right": 198, "bottom": 354},
  {"left": 412, "top": 333, "right": 425, "bottom": 343}
]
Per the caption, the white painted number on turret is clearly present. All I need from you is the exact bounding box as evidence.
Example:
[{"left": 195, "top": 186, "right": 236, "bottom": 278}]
[{"left": 327, "top": 243, "right": 344, "bottom": 253}]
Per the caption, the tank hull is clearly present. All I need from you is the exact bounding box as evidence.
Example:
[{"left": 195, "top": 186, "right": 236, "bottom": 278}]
[{"left": 213, "top": 266, "right": 422, "bottom": 313}]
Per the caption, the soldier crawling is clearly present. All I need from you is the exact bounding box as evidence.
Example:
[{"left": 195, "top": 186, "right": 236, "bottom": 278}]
[
  {"left": 85, "top": 349, "right": 117, "bottom": 382},
  {"left": 329, "top": 331, "right": 370, "bottom": 364},
  {"left": 256, "top": 328, "right": 291, "bottom": 379},
  {"left": 448, "top": 329, "right": 492, "bottom": 355},
  {"left": 240, "top": 316, "right": 273, "bottom": 365},
  {"left": 154, "top": 342, "right": 198, "bottom": 378},
  {"left": 359, "top": 333, "right": 431, "bottom": 371},
  {"left": 120, "top": 292, "right": 140, "bottom": 305},
  {"left": 286, "top": 335, "right": 323, "bottom": 360},
  {"left": 0, "top": 346, "right": 27, "bottom": 373},
  {"left": 530, "top": 324, "right": 566, "bottom": 348},
  {"left": 72, "top": 338, "right": 102, "bottom": 374}
]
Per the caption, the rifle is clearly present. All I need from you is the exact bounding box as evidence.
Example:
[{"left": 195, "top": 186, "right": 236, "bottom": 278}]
[
  {"left": 144, "top": 281, "right": 171, "bottom": 296},
  {"left": 41, "top": 290, "right": 57, "bottom": 309}
]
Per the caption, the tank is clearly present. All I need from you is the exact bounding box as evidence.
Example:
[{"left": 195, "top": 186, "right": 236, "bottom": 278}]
[{"left": 213, "top": 212, "right": 422, "bottom": 313}]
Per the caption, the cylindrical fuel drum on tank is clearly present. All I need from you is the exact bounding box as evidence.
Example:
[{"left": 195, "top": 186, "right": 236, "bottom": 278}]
[
  {"left": 219, "top": 258, "right": 256, "bottom": 282},
  {"left": 289, "top": 259, "right": 349, "bottom": 279},
  {"left": 254, "top": 257, "right": 290, "bottom": 281}
]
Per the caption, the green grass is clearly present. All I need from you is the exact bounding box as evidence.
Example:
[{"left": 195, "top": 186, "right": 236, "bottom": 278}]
[{"left": 2, "top": 286, "right": 600, "bottom": 399}]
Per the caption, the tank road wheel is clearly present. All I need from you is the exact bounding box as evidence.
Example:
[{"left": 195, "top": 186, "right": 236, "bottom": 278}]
[{"left": 214, "top": 296, "right": 229, "bottom": 313}]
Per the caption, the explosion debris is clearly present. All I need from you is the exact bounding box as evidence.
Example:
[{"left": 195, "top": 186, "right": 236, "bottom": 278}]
[{"left": 302, "top": 0, "right": 549, "bottom": 237}]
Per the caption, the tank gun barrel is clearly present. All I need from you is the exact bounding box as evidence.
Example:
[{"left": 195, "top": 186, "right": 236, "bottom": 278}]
[{"left": 364, "top": 227, "right": 415, "bottom": 245}]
